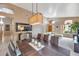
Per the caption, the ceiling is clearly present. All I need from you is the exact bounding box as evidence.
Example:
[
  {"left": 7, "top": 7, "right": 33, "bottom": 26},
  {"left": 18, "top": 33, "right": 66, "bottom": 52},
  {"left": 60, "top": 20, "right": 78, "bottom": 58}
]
[{"left": 14, "top": 3, "right": 79, "bottom": 18}]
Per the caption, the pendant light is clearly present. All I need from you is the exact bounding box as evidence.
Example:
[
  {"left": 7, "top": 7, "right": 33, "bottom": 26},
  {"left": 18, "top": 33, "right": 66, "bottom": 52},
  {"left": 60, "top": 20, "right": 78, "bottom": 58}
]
[{"left": 29, "top": 3, "right": 43, "bottom": 25}]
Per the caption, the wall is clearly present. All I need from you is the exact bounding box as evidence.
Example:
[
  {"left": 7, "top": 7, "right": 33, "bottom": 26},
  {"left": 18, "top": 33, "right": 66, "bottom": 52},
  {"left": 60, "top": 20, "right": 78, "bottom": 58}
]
[
  {"left": 32, "top": 24, "right": 43, "bottom": 37},
  {"left": 43, "top": 17, "right": 79, "bottom": 34},
  {"left": 53, "top": 17, "right": 79, "bottom": 34}
]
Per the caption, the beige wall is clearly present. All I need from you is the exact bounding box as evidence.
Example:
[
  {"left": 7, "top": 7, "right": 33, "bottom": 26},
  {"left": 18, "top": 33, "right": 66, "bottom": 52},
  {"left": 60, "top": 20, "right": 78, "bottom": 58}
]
[
  {"left": 0, "top": 3, "right": 32, "bottom": 40},
  {"left": 53, "top": 17, "right": 79, "bottom": 34},
  {"left": 31, "top": 17, "right": 79, "bottom": 38}
]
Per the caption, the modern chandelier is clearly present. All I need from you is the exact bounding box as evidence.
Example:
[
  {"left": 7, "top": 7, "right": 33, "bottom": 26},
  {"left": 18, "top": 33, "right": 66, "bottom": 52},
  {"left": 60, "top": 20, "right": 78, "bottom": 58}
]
[{"left": 29, "top": 3, "right": 43, "bottom": 25}]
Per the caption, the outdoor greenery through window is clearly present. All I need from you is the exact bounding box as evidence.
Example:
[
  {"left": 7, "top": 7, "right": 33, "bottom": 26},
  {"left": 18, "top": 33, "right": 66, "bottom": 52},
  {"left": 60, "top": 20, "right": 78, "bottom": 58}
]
[{"left": 64, "top": 20, "right": 72, "bottom": 33}]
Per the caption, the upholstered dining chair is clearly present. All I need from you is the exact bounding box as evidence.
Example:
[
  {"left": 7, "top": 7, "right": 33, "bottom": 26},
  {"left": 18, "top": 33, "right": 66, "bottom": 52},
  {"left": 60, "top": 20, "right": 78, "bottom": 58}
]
[
  {"left": 10, "top": 40, "right": 16, "bottom": 50},
  {"left": 50, "top": 36, "right": 59, "bottom": 47},
  {"left": 10, "top": 40, "right": 22, "bottom": 56},
  {"left": 8, "top": 44, "right": 16, "bottom": 56},
  {"left": 36, "top": 33, "right": 42, "bottom": 42},
  {"left": 43, "top": 34, "right": 49, "bottom": 43}
]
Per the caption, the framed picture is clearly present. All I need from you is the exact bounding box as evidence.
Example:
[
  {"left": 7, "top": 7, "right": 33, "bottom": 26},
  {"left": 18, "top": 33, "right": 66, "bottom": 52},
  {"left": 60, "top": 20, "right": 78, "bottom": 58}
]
[{"left": 5, "top": 24, "right": 10, "bottom": 31}]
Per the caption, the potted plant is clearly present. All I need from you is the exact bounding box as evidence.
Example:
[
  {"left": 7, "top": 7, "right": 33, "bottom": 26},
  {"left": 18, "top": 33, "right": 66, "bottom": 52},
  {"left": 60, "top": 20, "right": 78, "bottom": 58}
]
[
  {"left": 71, "top": 22, "right": 79, "bottom": 33},
  {"left": 71, "top": 22, "right": 79, "bottom": 43}
]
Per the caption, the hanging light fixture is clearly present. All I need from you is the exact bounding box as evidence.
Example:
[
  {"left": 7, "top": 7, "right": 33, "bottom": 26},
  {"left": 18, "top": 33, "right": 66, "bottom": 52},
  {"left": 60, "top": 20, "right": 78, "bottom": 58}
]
[{"left": 29, "top": 3, "right": 43, "bottom": 25}]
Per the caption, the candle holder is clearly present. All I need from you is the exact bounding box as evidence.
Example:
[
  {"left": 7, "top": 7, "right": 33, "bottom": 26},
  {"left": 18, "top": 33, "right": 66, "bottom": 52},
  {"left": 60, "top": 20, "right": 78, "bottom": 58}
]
[
  {"left": 31, "top": 39, "right": 35, "bottom": 44},
  {"left": 37, "top": 42, "right": 42, "bottom": 48},
  {"left": 34, "top": 40, "right": 38, "bottom": 46}
]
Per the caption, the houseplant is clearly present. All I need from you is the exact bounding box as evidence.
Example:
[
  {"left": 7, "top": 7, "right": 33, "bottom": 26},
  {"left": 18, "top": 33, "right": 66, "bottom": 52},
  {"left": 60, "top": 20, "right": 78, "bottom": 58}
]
[
  {"left": 71, "top": 22, "right": 79, "bottom": 33},
  {"left": 71, "top": 22, "right": 79, "bottom": 43}
]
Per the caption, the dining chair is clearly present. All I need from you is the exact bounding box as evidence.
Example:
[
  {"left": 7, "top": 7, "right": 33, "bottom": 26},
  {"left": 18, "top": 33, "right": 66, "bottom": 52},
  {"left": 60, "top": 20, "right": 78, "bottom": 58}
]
[
  {"left": 10, "top": 40, "right": 22, "bottom": 56},
  {"left": 36, "top": 33, "right": 42, "bottom": 42},
  {"left": 50, "top": 36, "right": 59, "bottom": 47},
  {"left": 8, "top": 44, "right": 16, "bottom": 56},
  {"left": 43, "top": 34, "right": 49, "bottom": 43}
]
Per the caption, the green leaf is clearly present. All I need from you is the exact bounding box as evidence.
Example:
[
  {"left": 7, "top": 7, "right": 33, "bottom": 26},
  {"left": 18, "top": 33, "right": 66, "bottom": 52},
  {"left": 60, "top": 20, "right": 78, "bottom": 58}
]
[{"left": 71, "top": 22, "right": 79, "bottom": 33}]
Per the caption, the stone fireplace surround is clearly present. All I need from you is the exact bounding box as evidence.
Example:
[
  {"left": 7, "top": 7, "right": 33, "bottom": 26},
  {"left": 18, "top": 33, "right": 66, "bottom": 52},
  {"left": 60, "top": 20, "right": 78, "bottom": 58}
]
[{"left": 18, "top": 32, "right": 32, "bottom": 42}]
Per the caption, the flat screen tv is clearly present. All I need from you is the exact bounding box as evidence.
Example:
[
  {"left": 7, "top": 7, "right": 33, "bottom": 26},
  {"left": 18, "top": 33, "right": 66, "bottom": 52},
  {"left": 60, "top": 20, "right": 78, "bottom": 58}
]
[{"left": 16, "top": 23, "right": 32, "bottom": 32}]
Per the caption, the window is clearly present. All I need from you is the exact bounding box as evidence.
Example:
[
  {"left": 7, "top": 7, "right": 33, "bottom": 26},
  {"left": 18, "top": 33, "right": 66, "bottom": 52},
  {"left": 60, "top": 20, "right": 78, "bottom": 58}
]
[
  {"left": 64, "top": 20, "right": 72, "bottom": 33},
  {"left": 0, "top": 8, "right": 14, "bottom": 14}
]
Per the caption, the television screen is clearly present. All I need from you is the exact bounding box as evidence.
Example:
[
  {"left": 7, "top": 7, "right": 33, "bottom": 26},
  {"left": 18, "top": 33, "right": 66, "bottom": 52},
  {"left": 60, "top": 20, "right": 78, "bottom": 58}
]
[{"left": 16, "top": 23, "right": 32, "bottom": 32}]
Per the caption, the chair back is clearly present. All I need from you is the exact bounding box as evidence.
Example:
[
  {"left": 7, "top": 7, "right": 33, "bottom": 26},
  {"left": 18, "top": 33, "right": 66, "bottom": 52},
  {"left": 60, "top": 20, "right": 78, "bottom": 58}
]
[
  {"left": 50, "top": 36, "right": 59, "bottom": 46},
  {"left": 43, "top": 34, "right": 49, "bottom": 42},
  {"left": 36, "top": 33, "right": 42, "bottom": 42},
  {"left": 10, "top": 40, "right": 16, "bottom": 50},
  {"left": 37, "top": 33, "right": 41, "bottom": 39},
  {"left": 8, "top": 44, "right": 16, "bottom": 56}
]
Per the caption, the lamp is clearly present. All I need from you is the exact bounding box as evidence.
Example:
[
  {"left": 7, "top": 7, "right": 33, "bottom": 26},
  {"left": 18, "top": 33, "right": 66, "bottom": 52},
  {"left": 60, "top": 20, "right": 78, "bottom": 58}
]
[
  {"left": 29, "top": 3, "right": 43, "bottom": 25},
  {"left": 0, "top": 16, "right": 5, "bottom": 43}
]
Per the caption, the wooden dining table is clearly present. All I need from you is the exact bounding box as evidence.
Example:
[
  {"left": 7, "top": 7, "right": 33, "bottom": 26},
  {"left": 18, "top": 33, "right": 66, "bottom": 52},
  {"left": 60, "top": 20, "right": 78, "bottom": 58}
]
[
  {"left": 17, "top": 39, "right": 70, "bottom": 56},
  {"left": 17, "top": 40, "right": 40, "bottom": 56}
]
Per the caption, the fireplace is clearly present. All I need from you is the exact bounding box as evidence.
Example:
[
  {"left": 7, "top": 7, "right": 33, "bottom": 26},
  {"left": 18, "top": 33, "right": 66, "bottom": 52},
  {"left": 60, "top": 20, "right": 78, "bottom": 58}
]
[{"left": 18, "top": 32, "right": 32, "bottom": 42}]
